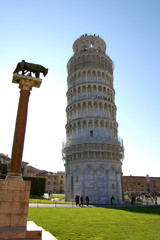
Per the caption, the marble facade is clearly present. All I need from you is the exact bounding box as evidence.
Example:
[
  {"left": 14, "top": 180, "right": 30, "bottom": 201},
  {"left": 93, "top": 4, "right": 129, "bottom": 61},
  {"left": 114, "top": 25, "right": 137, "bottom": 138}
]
[{"left": 63, "top": 34, "right": 124, "bottom": 204}]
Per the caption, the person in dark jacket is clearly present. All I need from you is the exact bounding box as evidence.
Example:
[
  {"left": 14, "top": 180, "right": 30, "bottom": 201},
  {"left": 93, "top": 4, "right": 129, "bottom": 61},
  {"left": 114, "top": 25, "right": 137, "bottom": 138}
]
[
  {"left": 86, "top": 196, "right": 89, "bottom": 206},
  {"left": 111, "top": 196, "right": 114, "bottom": 205},
  {"left": 75, "top": 195, "right": 80, "bottom": 206},
  {"left": 80, "top": 195, "right": 84, "bottom": 206}
]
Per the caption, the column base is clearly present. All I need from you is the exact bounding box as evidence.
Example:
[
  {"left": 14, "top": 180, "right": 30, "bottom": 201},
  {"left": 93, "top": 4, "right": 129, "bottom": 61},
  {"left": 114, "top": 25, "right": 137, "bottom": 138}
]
[
  {"left": 0, "top": 179, "right": 42, "bottom": 239},
  {"left": 0, "top": 179, "right": 30, "bottom": 228},
  {"left": 6, "top": 172, "right": 23, "bottom": 181},
  {"left": 0, "top": 221, "right": 58, "bottom": 239},
  {"left": 0, "top": 226, "right": 42, "bottom": 239}
]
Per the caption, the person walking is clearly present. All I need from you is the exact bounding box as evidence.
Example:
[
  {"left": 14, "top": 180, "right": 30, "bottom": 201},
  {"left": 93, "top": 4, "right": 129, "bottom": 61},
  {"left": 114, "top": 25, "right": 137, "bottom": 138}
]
[
  {"left": 154, "top": 196, "right": 157, "bottom": 205},
  {"left": 131, "top": 196, "right": 135, "bottom": 205},
  {"left": 110, "top": 196, "right": 114, "bottom": 205},
  {"left": 75, "top": 195, "right": 80, "bottom": 206},
  {"left": 86, "top": 196, "right": 89, "bottom": 206},
  {"left": 80, "top": 195, "right": 84, "bottom": 206}
]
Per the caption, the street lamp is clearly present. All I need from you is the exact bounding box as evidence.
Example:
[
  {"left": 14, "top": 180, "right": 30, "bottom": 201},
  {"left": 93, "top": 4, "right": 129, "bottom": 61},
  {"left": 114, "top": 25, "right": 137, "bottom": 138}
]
[{"left": 146, "top": 174, "right": 150, "bottom": 194}]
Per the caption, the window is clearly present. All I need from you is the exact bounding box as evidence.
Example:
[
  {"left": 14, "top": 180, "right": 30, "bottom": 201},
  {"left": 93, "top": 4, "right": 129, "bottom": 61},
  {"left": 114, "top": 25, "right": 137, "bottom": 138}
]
[
  {"left": 61, "top": 175, "right": 63, "bottom": 178},
  {"left": 61, "top": 180, "right": 63, "bottom": 184},
  {"left": 153, "top": 181, "right": 156, "bottom": 188},
  {"left": 90, "top": 131, "right": 93, "bottom": 137},
  {"left": 76, "top": 176, "right": 79, "bottom": 182}
]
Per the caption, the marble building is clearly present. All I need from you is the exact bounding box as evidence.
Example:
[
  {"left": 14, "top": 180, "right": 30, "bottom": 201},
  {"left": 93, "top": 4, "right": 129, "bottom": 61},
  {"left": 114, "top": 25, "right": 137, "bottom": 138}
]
[{"left": 63, "top": 34, "right": 124, "bottom": 204}]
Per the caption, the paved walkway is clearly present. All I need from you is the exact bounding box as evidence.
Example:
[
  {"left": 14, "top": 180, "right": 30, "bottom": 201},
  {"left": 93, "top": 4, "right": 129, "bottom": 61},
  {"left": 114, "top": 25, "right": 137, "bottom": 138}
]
[
  {"left": 29, "top": 195, "right": 160, "bottom": 208},
  {"left": 29, "top": 203, "right": 92, "bottom": 208},
  {"left": 29, "top": 202, "right": 159, "bottom": 208}
]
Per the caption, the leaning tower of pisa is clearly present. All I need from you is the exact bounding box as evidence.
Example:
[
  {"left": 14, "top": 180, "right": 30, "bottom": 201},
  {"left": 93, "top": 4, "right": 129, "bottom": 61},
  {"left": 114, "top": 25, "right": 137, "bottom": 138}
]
[{"left": 63, "top": 34, "right": 124, "bottom": 204}]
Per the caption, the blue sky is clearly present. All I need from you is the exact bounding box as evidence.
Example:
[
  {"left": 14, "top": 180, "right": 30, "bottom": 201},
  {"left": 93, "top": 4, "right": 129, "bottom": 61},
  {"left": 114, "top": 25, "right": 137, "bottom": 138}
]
[{"left": 0, "top": 0, "right": 160, "bottom": 176}]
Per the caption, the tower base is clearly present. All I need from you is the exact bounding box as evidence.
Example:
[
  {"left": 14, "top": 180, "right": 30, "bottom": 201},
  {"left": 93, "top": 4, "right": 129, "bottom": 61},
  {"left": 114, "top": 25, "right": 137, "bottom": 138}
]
[{"left": 65, "top": 160, "right": 123, "bottom": 205}]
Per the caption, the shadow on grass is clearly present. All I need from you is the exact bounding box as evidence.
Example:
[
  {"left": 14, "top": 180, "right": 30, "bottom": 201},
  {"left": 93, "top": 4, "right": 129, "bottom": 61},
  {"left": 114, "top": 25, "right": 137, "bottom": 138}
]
[{"left": 108, "top": 205, "right": 160, "bottom": 216}]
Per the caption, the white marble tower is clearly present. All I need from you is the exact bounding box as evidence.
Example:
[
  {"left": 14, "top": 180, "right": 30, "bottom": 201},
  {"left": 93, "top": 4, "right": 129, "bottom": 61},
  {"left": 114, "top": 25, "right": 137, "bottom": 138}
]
[{"left": 63, "top": 34, "right": 124, "bottom": 204}]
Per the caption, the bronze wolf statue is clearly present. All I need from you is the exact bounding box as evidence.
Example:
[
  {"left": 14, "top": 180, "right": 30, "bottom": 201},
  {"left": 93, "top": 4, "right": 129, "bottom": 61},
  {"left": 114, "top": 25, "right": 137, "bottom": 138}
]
[{"left": 13, "top": 60, "right": 48, "bottom": 78}]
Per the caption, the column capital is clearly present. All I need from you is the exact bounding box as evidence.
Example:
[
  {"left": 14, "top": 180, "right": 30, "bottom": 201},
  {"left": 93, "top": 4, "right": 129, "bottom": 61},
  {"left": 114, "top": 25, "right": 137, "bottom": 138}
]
[
  {"left": 19, "top": 79, "right": 35, "bottom": 91},
  {"left": 12, "top": 73, "right": 42, "bottom": 89}
]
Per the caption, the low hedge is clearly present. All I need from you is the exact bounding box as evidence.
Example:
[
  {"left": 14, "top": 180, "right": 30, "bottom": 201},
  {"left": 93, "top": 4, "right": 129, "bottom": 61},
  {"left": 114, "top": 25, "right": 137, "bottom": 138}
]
[{"left": 0, "top": 175, "right": 46, "bottom": 196}]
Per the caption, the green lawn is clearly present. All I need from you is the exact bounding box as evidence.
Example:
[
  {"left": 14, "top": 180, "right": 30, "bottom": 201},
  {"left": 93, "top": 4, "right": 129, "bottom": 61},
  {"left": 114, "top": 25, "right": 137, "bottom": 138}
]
[
  {"left": 51, "top": 194, "right": 65, "bottom": 199},
  {"left": 29, "top": 194, "right": 68, "bottom": 204},
  {"left": 29, "top": 199, "right": 53, "bottom": 204},
  {"left": 28, "top": 206, "right": 160, "bottom": 240}
]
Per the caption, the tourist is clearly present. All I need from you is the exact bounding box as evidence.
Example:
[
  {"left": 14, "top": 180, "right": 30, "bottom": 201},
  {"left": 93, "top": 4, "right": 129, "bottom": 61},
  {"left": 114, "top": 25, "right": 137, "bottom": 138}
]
[
  {"left": 75, "top": 195, "right": 80, "bottom": 206},
  {"left": 131, "top": 196, "right": 135, "bottom": 205},
  {"left": 80, "top": 195, "right": 84, "bottom": 206},
  {"left": 154, "top": 196, "right": 157, "bottom": 204},
  {"left": 86, "top": 196, "right": 89, "bottom": 206},
  {"left": 111, "top": 196, "right": 114, "bottom": 205},
  {"left": 48, "top": 191, "right": 51, "bottom": 199}
]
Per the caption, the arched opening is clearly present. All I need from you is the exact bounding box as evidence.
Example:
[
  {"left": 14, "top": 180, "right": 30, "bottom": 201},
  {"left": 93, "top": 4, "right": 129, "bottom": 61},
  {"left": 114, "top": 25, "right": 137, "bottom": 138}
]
[
  {"left": 92, "top": 70, "right": 96, "bottom": 77},
  {"left": 88, "top": 85, "right": 92, "bottom": 94},
  {"left": 97, "top": 71, "right": 101, "bottom": 78},
  {"left": 87, "top": 70, "right": 91, "bottom": 76},
  {"left": 78, "top": 72, "right": 81, "bottom": 78},
  {"left": 82, "top": 86, "right": 86, "bottom": 96},
  {"left": 78, "top": 86, "right": 81, "bottom": 96},
  {"left": 82, "top": 71, "right": 86, "bottom": 77}
]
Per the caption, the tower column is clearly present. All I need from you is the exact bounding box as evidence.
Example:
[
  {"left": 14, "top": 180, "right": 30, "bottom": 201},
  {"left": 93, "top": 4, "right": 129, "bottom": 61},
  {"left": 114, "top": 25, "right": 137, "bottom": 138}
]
[
  {"left": 94, "top": 169, "right": 98, "bottom": 203},
  {"left": 107, "top": 170, "right": 111, "bottom": 204}
]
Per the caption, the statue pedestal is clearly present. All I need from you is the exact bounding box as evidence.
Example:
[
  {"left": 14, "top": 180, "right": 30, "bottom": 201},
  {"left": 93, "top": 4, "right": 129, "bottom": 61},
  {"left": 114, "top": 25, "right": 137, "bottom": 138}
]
[
  {"left": 12, "top": 73, "right": 42, "bottom": 88},
  {"left": 0, "top": 179, "right": 42, "bottom": 239}
]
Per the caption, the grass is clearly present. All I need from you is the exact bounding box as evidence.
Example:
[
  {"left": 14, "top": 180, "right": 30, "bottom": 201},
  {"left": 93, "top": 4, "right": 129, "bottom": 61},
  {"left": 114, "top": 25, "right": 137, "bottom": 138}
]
[
  {"left": 29, "top": 198, "right": 73, "bottom": 204},
  {"left": 29, "top": 198, "right": 53, "bottom": 204},
  {"left": 29, "top": 194, "right": 69, "bottom": 204},
  {"left": 51, "top": 194, "right": 65, "bottom": 199},
  {"left": 28, "top": 206, "right": 160, "bottom": 240}
]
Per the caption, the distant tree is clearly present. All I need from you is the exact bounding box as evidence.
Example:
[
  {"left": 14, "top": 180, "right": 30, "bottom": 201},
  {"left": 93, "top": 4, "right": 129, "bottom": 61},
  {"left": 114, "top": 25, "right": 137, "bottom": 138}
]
[
  {"left": 0, "top": 161, "right": 2, "bottom": 172},
  {"left": 1, "top": 164, "right": 7, "bottom": 174}
]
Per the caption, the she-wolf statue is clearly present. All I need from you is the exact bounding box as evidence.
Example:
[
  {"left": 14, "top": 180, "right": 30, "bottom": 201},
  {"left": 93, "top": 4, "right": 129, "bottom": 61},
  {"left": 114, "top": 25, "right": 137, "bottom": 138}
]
[{"left": 13, "top": 60, "right": 48, "bottom": 78}]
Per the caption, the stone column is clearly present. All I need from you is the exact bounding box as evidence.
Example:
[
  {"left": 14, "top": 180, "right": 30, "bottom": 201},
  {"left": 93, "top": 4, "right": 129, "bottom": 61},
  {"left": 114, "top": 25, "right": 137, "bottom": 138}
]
[
  {"left": 65, "top": 173, "right": 68, "bottom": 202},
  {"left": 106, "top": 170, "right": 110, "bottom": 204},
  {"left": 7, "top": 79, "right": 33, "bottom": 179},
  {"left": 94, "top": 169, "right": 98, "bottom": 203},
  {"left": 81, "top": 169, "right": 85, "bottom": 198},
  {"left": 6, "top": 74, "right": 42, "bottom": 180},
  {"left": 116, "top": 170, "right": 122, "bottom": 204},
  {"left": 0, "top": 74, "right": 42, "bottom": 239}
]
